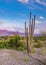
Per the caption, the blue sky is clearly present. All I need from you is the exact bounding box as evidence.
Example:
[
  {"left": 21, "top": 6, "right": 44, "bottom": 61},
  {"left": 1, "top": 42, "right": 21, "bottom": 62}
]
[{"left": 0, "top": 0, "right": 46, "bottom": 34}]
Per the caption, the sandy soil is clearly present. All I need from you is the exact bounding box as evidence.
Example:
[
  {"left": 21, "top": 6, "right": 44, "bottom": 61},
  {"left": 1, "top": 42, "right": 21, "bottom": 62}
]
[{"left": 0, "top": 49, "right": 46, "bottom": 65}]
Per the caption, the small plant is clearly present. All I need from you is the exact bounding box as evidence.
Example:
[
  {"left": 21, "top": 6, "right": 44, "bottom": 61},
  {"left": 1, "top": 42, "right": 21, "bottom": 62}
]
[
  {"left": 31, "top": 48, "right": 36, "bottom": 53},
  {"left": 23, "top": 57, "right": 29, "bottom": 62},
  {"left": 16, "top": 47, "right": 25, "bottom": 51}
]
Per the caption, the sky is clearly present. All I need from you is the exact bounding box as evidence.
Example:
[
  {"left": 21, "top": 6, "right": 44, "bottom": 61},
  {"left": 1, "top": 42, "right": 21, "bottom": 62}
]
[{"left": 0, "top": 0, "right": 46, "bottom": 34}]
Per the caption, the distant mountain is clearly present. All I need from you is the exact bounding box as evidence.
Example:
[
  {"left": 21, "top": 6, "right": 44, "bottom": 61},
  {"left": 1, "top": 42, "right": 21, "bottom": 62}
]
[
  {"left": 0, "top": 30, "right": 24, "bottom": 36},
  {"left": 0, "top": 30, "right": 15, "bottom": 36},
  {"left": 0, "top": 30, "right": 39, "bottom": 36},
  {"left": 34, "top": 34, "right": 40, "bottom": 36}
]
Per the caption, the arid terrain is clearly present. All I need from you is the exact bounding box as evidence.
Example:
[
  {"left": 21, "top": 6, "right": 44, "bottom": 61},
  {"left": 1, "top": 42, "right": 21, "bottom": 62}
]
[{"left": 0, "top": 49, "right": 46, "bottom": 65}]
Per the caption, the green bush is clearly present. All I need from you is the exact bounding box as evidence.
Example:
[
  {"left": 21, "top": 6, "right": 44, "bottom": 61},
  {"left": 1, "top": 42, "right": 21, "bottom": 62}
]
[
  {"left": 14, "top": 41, "right": 26, "bottom": 51},
  {"left": 23, "top": 57, "right": 29, "bottom": 62},
  {"left": 8, "top": 39, "right": 14, "bottom": 48},
  {"left": 16, "top": 47, "right": 25, "bottom": 51},
  {"left": 31, "top": 48, "right": 36, "bottom": 53},
  {"left": 34, "top": 42, "right": 44, "bottom": 48},
  {"left": 34, "top": 38, "right": 40, "bottom": 43},
  {"left": 8, "top": 35, "right": 26, "bottom": 51},
  {"left": 0, "top": 35, "right": 26, "bottom": 51}
]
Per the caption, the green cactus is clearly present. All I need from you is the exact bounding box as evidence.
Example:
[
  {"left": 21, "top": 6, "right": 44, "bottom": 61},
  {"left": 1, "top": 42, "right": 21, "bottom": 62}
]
[
  {"left": 25, "top": 12, "right": 36, "bottom": 53},
  {"left": 29, "top": 13, "right": 36, "bottom": 53},
  {"left": 25, "top": 22, "right": 26, "bottom": 38}
]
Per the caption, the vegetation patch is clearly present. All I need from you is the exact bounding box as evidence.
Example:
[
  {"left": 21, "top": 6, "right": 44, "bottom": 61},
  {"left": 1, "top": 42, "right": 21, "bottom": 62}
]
[
  {"left": 23, "top": 57, "right": 29, "bottom": 62},
  {"left": 31, "top": 48, "right": 36, "bottom": 53},
  {"left": 0, "top": 35, "right": 26, "bottom": 51}
]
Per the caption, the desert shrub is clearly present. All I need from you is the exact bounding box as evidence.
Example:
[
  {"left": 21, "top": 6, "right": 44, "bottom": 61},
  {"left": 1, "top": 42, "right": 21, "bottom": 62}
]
[
  {"left": 31, "top": 48, "right": 36, "bottom": 53},
  {"left": 34, "top": 38, "right": 40, "bottom": 43},
  {"left": 34, "top": 42, "right": 44, "bottom": 48},
  {"left": 0, "top": 42, "right": 3, "bottom": 48},
  {"left": 8, "top": 35, "right": 26, "bottom": 51},
  {"left": 8, "top": 39, "right": 14, "bottom": 48},
  {"left": 0, "top": 35, "right": 26, "bottom": 51},
  {"left": 8, "top": 35, "right": 20, "bottom": 48},
  {"left": 14, "top": 41, "right": 26, "bottom": 51},
  {"left": 16, "top": 47, "right": 25, "bottom": 51},
  {"left": 23, "top": 57, "right": 29, "bottom": 62},
  {"left": 0, "top": 41, "right": 6, "bottom": 48},
  {"left": 34, "top": 36, "right": 46, "bottom": 42},
  {"left": 16, "top": 41, "right": 26, "bottom": 51}
]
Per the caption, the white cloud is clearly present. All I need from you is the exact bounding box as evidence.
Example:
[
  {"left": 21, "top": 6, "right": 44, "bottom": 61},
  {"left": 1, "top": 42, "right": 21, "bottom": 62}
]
[
  {"left": 0, "top": 23, "right": 15, "bottom": 31},
  {"left": 35, "top": 0, "right": 46, "bottom": 6},
  {"left": 0, "top": 18, "right": 46, "bottom": 34},
  {"left": 40, "top": 16, "right": 44, "bottom": 19},
  {"left": 0, "top": 19, "right": 15, "bottom": 31},
  {"left": 34, "top": 29, "right": 40, "bottom": 34},
  {"left": 35, "top": 21, "right": 46, "bottom": 35},
  {"left": 40, "top": 21, "right": 46, "bottom": 32},
  {"left": 34, "top": 20, "right": 45, "bottom": 34},
  {"left": 0, "top": 19, "right": 24, "bottom": 32},
  {"left": 18, "top": 0, "right": 46, "bottom": 12},
  {"left": 18, "top": 0, "right": 29, "bottom": 3},
  {"left": 36, "top": 20, "right": 41, "bottom": 25}
]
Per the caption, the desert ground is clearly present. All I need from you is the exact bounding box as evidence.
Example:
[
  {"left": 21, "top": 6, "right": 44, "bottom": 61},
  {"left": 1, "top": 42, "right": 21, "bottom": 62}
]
[{"left": 0, "top": 49, "right": 46, "bottom": 65}]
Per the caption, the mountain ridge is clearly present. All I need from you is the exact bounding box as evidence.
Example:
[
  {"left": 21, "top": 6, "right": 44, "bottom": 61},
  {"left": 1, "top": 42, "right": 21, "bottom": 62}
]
[{"left": 0, "top": 30, "right": 39, "bottom": 36}]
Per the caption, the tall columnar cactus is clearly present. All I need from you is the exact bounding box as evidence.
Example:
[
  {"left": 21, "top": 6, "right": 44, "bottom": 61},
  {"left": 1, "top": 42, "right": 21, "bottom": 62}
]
[
  {"left": 26, "top": 27, "right": 29, "bottom": 53},
  {"left": 25, "top": 22, "right": 26, "bottom": 38},
  {"left": 24, "top": 12, "right": 36, "bottom": 53},
  {"left": 29, "top": 13, "right": 36, "bottom": 53},
  {"left": 29, "top": 12, "right": 32, "bottom": 53},
  {"left": 25, "top": 22, "right": 29, "bottom": 52}
]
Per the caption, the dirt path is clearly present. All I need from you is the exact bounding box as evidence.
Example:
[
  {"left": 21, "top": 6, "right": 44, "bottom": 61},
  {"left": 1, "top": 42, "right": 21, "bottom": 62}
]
[{"left": 0, "top": 49, "right": 45, "bottom": 65}]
